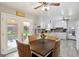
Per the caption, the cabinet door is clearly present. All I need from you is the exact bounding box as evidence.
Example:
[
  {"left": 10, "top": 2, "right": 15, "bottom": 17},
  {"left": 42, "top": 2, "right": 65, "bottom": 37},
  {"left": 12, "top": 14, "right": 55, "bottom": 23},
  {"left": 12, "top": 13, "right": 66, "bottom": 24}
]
[{"left": 76, "top": 21, "right": 79, "bottom": 50}]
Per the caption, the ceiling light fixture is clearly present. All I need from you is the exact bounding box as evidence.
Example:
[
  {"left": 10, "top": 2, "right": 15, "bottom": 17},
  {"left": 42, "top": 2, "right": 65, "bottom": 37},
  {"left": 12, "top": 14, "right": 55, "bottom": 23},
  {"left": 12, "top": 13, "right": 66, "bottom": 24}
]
[
  {"left": 42, "top": 6, "right": 50, "bottom": 11},
  {"left": 34, "top": 2, "right": 60, "bottom": 11}
]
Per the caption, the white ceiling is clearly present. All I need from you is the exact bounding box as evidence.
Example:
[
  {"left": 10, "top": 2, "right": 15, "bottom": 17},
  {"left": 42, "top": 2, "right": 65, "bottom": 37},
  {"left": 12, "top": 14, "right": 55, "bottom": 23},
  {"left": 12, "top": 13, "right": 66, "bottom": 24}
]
[{"left": 0, "top": 2, "right": 79, "bottom": 17}]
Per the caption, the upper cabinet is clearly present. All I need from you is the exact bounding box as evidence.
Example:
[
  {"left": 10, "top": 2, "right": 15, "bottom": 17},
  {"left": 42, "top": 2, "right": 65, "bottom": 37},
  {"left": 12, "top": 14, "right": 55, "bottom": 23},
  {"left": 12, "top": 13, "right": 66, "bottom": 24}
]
[
  {"left": 54, "top": 20, "right": 67, "bottom": 29},
  {"left": 37, "top": 15, "right": 67, "bottom": 29}
]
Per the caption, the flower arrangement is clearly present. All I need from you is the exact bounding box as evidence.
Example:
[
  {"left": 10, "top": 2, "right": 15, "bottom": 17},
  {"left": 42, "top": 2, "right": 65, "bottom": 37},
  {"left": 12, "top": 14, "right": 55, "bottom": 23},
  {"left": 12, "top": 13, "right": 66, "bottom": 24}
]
[
  {"left": 40, "top": 31, "right": 46, "bottom": 42},
  {"left": 40, "top": 32, "right": 46, "bottom": 39}
]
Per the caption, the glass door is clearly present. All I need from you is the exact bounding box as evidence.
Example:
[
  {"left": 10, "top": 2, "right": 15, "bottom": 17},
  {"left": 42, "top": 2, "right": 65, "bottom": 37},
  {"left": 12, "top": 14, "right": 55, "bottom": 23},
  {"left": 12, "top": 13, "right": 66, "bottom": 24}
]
[
  {"left": 1, "top": 12, "right": 32, "bottom": 54},
  {"left": 7, "top": 19, "right": 18, "bottom": 50},
  {"left": 21, "top": 22, "right": 30, "bottom": 40}
]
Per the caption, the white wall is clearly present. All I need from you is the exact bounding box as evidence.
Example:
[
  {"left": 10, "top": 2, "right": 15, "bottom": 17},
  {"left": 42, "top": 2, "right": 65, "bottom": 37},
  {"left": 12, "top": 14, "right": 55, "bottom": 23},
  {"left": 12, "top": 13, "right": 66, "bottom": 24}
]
[
  {"left": 0, "top": 5, "right": 38, "bottom": 21},
  {"left": 0, "top": 5, "right": 39, "bottom": 34}
]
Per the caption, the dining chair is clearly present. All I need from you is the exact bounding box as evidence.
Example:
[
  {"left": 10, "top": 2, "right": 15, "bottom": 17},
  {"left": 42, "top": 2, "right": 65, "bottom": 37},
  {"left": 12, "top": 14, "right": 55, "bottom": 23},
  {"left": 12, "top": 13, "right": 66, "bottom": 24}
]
[
  {"left": 16, "top": 40, "right": 32, "bottom": 57},
  {"left": 28, "top": 35, "right": 37, "bottom": 42},
  {"left": 52, "top": 39, "right": 60, "bottom": 57},
  {"left": 47, "top": 35, "right": 58, "bottom": 40}
]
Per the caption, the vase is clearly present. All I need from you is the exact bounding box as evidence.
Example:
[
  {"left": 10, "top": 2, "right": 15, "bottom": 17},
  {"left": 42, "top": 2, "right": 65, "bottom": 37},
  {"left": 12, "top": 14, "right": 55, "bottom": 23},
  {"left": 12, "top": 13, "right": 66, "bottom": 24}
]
[{"left": 39, "top": 38, "right": 45, "bottom": 43}]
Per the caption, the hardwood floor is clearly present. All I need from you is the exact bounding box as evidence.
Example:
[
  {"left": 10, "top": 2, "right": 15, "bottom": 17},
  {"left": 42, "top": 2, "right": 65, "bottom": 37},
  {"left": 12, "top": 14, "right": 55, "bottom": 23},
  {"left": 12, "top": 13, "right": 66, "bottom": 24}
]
[{"left": 0, "top": 39, "right": 79, "bottom": 57}]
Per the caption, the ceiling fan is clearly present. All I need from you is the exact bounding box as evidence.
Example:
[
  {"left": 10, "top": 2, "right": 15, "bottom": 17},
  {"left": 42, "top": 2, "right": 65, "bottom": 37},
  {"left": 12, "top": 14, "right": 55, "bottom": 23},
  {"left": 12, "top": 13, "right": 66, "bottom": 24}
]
[{"left": 34, "top": 2, "right": 60, "bottom": 11}]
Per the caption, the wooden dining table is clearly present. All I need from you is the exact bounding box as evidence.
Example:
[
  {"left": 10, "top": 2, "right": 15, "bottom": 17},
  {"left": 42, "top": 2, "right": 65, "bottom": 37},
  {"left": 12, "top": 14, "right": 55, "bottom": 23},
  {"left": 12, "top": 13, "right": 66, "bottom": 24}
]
[{"left": 30, "top": 39, "right": 56, "bottom": 57}]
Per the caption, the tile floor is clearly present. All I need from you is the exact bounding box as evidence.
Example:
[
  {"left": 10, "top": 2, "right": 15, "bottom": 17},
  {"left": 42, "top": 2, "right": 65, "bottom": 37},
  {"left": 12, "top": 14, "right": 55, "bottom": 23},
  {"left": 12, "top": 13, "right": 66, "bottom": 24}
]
[{"left": 0, "top": 39, "right": 79, "bottom": 57}]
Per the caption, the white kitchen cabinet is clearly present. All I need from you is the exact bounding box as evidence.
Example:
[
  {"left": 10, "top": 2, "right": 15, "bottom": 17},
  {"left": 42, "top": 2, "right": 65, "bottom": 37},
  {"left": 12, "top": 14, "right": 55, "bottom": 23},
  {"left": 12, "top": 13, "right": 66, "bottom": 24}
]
[
  {"left": 47, "top": 32, "right": 66, "bottom": 39},
  {"left": 75, "top": 20, "right": 79, "bottom": 50},
  {"left": 68, "top": 34, "right": 76, "bottom": 40},
  {"left": 55, "top": 32, "right": 66, "bottom": 39}
]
